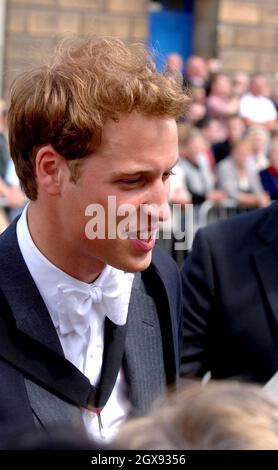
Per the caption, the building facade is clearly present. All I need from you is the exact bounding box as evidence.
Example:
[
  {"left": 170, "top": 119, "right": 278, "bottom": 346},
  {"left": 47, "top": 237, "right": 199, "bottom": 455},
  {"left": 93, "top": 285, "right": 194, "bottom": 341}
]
[{"left": 0, "top": 0, "right": 278, "bottom": 97}]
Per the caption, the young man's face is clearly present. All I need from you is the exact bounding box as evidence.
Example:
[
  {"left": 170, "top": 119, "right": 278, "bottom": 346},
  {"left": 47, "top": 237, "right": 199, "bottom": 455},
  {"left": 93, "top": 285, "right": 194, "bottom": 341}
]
[{"left": 58, "top": 112, "right": 178, "bottom": 277}]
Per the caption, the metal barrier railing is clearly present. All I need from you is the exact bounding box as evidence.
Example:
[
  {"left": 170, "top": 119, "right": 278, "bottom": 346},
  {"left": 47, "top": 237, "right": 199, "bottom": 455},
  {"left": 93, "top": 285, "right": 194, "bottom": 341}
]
[{"left": 197, "top": 199, "right": 252, "bottom": 229}]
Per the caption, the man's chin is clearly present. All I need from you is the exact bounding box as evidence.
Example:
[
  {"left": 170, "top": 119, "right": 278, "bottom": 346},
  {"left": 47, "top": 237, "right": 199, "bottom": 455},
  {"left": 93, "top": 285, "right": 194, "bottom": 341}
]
[{"left": 116, "top": 250, "right": 153, "bottom": 273}]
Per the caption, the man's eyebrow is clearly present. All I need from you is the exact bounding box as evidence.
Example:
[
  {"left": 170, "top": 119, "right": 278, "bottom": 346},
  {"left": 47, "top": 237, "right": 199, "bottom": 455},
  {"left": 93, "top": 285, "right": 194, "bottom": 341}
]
[
  {"left": 111, "top": 159, "right": 179, "bottom": 178},
  {"left": 111, "top": 169, "right": 150, "bottom": 178}
]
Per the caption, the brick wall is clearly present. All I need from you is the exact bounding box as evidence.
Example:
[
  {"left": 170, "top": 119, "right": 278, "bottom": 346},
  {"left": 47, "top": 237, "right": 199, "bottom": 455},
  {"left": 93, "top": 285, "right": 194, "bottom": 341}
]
[
  {"left": 3, "top": 0, "right": 278, "bottom": 97},
  {"left": 194, "top": 0, "right": 218, "bottom": 59},
  {"left": 2, "top": 0, "right": 148, "bottom": 97},
  {"left": 217, "top": 0, "right": 278, "bottom": 79}
]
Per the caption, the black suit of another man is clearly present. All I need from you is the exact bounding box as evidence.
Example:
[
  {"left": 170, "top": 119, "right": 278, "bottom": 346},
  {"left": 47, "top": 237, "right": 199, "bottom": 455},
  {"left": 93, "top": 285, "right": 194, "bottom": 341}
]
[{"left": 181, "top": 202, "right": 278, "bottom": 383}]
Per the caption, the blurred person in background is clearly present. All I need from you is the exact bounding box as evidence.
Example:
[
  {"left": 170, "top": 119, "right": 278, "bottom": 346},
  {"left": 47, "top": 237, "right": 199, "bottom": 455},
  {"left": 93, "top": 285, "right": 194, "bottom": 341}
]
[
  {"left": 184, "top": 55, "right": 208, "bottom": 90},
  {"left": 207, "top": 57, "right": 223, "bottom": 76},
  {"left": 115, "top": 381, "right": 278, "bottom": 450},
  {"left": 260, "top": 138, "right": 278, "bottom": 200},
  {"left": 0, "top": 99, "right": 26, "bottom": 230},
  {"left": 270, "top": 83, "right": 278, "bottom": 114},
  {"left": 165, "top": 52, "right": 184, "bottom": 75},
  {"left": 217, "top": 138, "right": 270, "bottom": 209},
  {"left": 232, "top": 71, "right": 250, "bottom": 98},
  {"left": 240, "top": 74, "right": 277, "bottom": 130},
  {"left": 165, "top": 52, "right": 187, "bottom": 95},
  {"left": 213, "top": 115, "right": 246, "bottom": 163},
  {"left": 0, "top": 99, "right": 10, "bottom": 179},
  {"left": 4, "top": 158, "right": 27, "bottom": 221},
  {"left": 206, "top": 74, "right": 239, "bottom": 139},
  {"left": 246, "top": 125, "right": 270, "bottom": 172},
  {"left": 207, "top": 74, "right": 240, "bottom": 118},
  {"left": 186, "top": 101, "right": 207, "bottom": 126},
  {"left": 196, "top": 116, "right": 229, "bottom": 164},
  {"left": 179, "top": 129, "right": 226, "bottom": 206}
]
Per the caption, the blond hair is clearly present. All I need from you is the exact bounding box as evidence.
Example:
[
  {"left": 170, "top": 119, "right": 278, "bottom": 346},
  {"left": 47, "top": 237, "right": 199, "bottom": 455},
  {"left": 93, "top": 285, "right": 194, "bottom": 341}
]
[
  {"left": 8, "top": 36, "right": 189, "bottom": 200},
  {"left": 115, "top": 381, "right": 278, "bottom": 450}
]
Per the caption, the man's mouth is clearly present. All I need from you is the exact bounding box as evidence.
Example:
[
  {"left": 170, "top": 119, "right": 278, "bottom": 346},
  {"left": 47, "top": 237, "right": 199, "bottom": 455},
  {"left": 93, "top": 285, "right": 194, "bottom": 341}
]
[
  {"left": 129, "top": 226, "right": 159, "bottom": 240},
  {"left": 137, "top": 231, "right": 153, "bottom": 240}
]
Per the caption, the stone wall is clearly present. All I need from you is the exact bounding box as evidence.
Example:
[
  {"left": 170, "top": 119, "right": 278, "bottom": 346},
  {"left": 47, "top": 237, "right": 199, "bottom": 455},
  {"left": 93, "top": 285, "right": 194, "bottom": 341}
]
[
  {"left": 194, "top": 0, "right": 219, "bottom": 59},
  {"left": 217, "top": 0, "right": 278, "bottom": 79},
  {"left": 3, "top": 0, "right": 278, "bottom": 96},
  {"left": 2, "top": 0, "right": 148, "bottom": 97}
]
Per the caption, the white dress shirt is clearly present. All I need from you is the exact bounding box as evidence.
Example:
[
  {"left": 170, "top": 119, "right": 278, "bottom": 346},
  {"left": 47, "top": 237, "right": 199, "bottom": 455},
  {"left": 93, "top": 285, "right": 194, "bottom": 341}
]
[
  {"left": 240, "top": 93, "right": 278, "bottom": 123},
  {"left": 16, "top": 204, "right": 134, "bottom": 442}
]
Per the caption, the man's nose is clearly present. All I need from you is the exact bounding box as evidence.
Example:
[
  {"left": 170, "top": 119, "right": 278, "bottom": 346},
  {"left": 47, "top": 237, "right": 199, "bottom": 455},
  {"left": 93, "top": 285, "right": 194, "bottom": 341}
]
[
  {"left": 152, "top": 179, "right": 169, "bottom": 205},
  {"left": 145, "top": 180, "right": 170, "bottom": 222}
]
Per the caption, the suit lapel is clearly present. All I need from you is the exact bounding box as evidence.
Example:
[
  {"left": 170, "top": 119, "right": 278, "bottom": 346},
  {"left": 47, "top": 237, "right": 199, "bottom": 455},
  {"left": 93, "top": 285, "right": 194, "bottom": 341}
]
[
  {"left": 147, "top": 247, "right": 181, "bottom": 375},
  {"left": 124, "top": 272, "right": 167, "bottom": 415},
  {"left": 0, "top": 219, "right": 63, "bottom": 354},
  {"left": 24, "top": 378, "right": 83, "bottom": 429},
  {"left": 0, "top": 220, "right": 90, "bottom": 425}
]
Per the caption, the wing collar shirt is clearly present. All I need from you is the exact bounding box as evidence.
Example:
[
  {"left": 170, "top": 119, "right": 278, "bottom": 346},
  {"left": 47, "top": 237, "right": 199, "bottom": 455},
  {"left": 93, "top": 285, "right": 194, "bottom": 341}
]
[{"left": 16, "top": 204, "right": 134, "bottom": 442}]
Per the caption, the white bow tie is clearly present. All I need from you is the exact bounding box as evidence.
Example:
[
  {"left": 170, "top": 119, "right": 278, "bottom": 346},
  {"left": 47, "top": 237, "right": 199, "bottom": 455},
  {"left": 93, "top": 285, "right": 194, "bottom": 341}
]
[{"left": 56, "top": 269, "right": 133, "bottom": 336}]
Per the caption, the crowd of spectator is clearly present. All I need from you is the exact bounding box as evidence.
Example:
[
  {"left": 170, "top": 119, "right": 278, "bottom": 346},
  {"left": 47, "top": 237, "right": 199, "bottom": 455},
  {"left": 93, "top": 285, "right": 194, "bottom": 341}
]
[{"left": 166, "top": 53, "right": 278, "bottom": 236}]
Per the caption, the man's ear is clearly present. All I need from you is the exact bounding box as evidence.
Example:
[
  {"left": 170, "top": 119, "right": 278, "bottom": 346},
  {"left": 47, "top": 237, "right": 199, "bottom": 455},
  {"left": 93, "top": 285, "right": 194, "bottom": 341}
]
[{"left": 35, "top": 145, "right": 64, "bottom": 196}]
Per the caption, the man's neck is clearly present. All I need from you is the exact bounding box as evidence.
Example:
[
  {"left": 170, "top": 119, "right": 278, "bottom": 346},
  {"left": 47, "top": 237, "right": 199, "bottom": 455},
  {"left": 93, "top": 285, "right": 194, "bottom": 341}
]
[{"left": 27, "top": 203, "right": 105, "bottom": 283}]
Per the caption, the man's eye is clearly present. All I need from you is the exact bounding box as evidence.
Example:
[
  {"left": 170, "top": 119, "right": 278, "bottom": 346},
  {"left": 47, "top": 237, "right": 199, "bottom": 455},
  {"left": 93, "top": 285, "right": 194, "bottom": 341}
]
[
  {"left": 163, "top": 170, "right": 175, "bottom": 180},
  {"left": 120, "top": 178, "right": 142, "bottom": 185}
]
